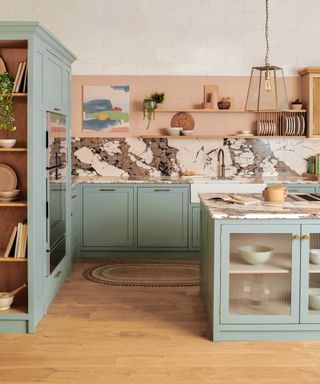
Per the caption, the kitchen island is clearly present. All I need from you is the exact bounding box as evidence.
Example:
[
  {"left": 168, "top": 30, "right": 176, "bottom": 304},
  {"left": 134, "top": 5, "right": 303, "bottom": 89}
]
[{"left": 200, "top": 193, "right": 320, "bottom": 341}]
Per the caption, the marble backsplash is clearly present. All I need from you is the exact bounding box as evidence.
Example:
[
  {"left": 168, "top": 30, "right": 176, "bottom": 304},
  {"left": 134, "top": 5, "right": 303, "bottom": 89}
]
[{"left": 72, "top": 137, "right": 320, "bottom": 178}]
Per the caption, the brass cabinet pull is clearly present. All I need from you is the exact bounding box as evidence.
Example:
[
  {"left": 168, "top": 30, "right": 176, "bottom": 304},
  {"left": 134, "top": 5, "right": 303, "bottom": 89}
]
[
  {"left": 154, "top": 189, "right": 171, "bottom": 192},
  {"left": 53, "top": 107, "right": 61, "bottom": 111},
  {"left": 54, "top": 270, "right": 62, "bottom": 278},
  {"left": 303, "top": 234, "right": 310, "bottom": 240},
  {"left": 293, "top": 234, "right": 301, "bottom": 240},
  {"left": 99, "top": 188, "right": 116, "bottom": 192},
  {"left": 71, "top": 195, "right": 77, "bottom": 199}
]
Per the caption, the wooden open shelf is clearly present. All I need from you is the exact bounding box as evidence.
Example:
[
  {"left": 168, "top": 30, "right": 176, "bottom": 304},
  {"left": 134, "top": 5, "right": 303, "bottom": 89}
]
[
  {"left": 229, "top": 254, "right": 291, "bottom": 275},
  {"left": 155, "top": 108, "right": 307, "bottom": 114},
  {"left": 0, "top": 148, "right": 27, "bottom": 152},
  {"left": 0, "top": 201, "right": 27, "bottom": 207},
  {"left": 0, "top": 304, "right": 28, "bottom": 318},
  {"left": 11, "top": 93, "right": 27, "bottom": 97},
  {"left": 141, "top": 135, "right": 307, "bottom": 139}
]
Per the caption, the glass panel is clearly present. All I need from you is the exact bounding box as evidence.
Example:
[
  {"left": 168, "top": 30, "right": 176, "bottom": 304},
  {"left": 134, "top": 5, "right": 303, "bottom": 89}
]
[
  {"left": 229, "top": 233, "right": 292, "bottom": 316},
  {"left": 308, "top": 233, "right": 320, "bottom": 315}
]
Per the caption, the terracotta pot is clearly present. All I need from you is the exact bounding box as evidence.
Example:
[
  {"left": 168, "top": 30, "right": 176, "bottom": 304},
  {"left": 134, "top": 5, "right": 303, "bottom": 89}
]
[{"left": 263, "top": 185, "right": 288, "bottom": 203}]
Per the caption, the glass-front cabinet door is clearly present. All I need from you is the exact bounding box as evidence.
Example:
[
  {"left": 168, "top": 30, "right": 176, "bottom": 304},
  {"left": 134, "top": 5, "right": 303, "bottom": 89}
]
[
  {"left": 300, "top": 225, "right": 320, "bottom": 323},
  {"left": 220, "top": 224, "right": 301, "bottom": 324}
]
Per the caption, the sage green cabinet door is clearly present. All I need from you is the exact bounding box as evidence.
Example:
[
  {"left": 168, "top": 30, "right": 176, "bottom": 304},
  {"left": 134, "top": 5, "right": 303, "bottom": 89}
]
[
  {"left": 286, "top": 185, "right": 317, "bottom": 194},
  {"left": 137, "top": 187, "right": 188, "bottom": 248},
  {"left": 82, "top": 186, "right": 134, "bottom": 247},
  {"left": 44, "top": 50, "right": 64, "bottom": 113},
  {"left": 71, "top": 188, "right": 80, "bottom": 259}
]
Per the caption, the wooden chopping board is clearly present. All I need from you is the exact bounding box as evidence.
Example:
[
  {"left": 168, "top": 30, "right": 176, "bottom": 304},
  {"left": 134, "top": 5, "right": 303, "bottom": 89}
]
[{"left": 171, "top": 112, "right": 195, "bottom": 130}]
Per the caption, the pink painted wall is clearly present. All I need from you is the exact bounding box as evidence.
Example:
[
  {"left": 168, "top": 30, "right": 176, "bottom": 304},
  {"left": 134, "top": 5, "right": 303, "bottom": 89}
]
[{"left": 72, "top": 75, "right": 302, "bottom": 137}]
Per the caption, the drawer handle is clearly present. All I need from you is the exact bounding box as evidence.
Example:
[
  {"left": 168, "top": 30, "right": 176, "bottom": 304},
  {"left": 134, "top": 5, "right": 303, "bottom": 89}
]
[
  {"left": 71, "top": 195, "right": 77, "bottom": 199},
  {"left": 303, "top": 234, "right": 310, "bottom": 240},
  {"left": 53, "top": 108, "right": 61, "bottom": 112},
  {"left": 293, "top": 234, "right": 301, "bottom": 240},
  {"left": 99, "top": 188, "right": 116, "bottom": 192},
  {"left": 54, "top": 270, "right": 62, "bottom": 278},
  {"left": 154, "top": 189, "right": 171, "bottom": 192}
]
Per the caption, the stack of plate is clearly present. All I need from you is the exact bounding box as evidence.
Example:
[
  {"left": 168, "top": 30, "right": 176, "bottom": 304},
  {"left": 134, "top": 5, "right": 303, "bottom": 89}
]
[{"left": 0, "top": 164, "right": 20, "bottom": 201}]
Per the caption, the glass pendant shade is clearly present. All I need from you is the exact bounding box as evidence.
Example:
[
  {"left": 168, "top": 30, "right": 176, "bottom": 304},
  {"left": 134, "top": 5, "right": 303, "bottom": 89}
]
[{"left": 245, "top": 65, "right": 288, "bottom": 111}]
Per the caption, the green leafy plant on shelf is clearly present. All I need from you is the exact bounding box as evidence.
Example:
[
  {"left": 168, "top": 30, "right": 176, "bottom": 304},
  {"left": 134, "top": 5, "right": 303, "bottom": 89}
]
[
  {"left": 143, "top": 92, "right": 165, "bottom": 129},
  {"left": 0, "top": 72, "right": 16, "bottom": 134}
]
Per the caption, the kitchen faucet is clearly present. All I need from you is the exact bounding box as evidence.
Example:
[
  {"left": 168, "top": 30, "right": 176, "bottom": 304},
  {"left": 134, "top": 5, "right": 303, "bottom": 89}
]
[{"left": 217, "top": 148, "right": 225, "bottom": 179}]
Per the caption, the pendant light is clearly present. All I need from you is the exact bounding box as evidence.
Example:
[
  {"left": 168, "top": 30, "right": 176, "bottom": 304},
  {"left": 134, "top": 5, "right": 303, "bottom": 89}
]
[{"left": 245, "top": 0, "right": 288, "bottom": 111}]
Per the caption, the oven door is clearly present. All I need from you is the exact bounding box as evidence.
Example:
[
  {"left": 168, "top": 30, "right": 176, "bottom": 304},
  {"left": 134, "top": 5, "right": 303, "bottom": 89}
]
[{"left": 46, "top": 234, "right": 66, "bottom": 276}]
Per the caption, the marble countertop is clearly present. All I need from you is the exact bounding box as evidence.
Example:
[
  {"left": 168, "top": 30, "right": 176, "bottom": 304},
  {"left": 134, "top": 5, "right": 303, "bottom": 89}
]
[
  {"left": 72, "top": 174, "right": 319, "bottom": 186},
  {"left": 199, "top": 193, "right": 320, "bottom": 220}
]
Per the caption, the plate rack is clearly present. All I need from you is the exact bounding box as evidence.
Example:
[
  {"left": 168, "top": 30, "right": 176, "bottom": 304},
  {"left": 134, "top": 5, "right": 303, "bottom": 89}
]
[{"left": 255, "top": 110, "right": 307, "bottom": 137}]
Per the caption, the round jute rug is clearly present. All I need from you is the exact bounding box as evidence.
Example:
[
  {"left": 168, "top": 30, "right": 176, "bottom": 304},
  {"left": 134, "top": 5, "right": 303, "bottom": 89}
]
[{"left": 83, "top": 262, "right": 200, "bottom": 287}]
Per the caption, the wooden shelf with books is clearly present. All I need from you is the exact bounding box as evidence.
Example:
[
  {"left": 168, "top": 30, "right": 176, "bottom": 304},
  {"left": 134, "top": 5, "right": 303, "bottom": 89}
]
[{"left": 0, "top": 40, "right": 28, "bottom": 317}]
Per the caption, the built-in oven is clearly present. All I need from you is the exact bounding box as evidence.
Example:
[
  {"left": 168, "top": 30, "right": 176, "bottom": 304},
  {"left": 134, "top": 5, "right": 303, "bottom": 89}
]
[{"left": 46, "top": 112, "right": 67, "bottom": 276}]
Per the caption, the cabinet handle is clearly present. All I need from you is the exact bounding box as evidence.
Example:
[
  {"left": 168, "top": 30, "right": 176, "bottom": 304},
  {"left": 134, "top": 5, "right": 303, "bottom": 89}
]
[
  {"left": 303, "top": 234, "right": 310, "bottom": 240},
  {"left": 54, "top": 270, "right": 62, "bottom": 278},
  {"left": 71, "top": 195, "right": 77, "bottom": 199},
  {"left": 293, "top": 234, "right": 301, "bottom": 240},
  {"left": 53, "top": 108, "right": 61, "bottom": 112},
  {"left": 99, "top": 188, "right": 116, "bottom": 192},
  {"left": 154, "top": 189, "right": 171, "bottom": 192}
]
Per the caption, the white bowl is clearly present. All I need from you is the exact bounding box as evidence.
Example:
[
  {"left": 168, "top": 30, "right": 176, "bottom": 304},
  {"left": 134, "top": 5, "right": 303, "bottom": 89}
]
[
  {"left": 239, "top": 245, "right": 273, "bottom": 265},
  {"left": 310, "top": 249, "right": 320, "bottom": 265},
  {"left": 0, "top": 139, "right": 16, "bottom": 148},
  {"left": 182, "top": 130, "right": 194, "bottom": 136},
  {"left": 0, "top": 189, "right": 20, "bottom": 198},
  {"left": 0, "top": 295, "right": 14, "bottom": 311},
  {"left": 167, "top": 127, "right": 181, "bottom": 136},
  {"left": 309, "top": 288, "right": 320, "bottom": 310}
]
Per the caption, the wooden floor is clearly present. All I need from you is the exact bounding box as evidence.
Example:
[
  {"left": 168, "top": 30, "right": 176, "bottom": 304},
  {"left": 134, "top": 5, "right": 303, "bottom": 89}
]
[{"left": 1, "top": 260, "right": 320, "bottom": 383}]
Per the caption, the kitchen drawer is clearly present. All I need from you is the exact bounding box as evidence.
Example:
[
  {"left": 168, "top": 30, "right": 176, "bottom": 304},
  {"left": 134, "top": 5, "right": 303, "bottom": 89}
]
[{"left": 286, "top": 185, "right": 317, "bottom": 194}]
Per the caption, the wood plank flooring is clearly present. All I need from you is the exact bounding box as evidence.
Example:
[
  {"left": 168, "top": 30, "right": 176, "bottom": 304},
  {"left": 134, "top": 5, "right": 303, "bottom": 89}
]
[{"left": 1, "top": 260, "right": 320, "bottom": 383}]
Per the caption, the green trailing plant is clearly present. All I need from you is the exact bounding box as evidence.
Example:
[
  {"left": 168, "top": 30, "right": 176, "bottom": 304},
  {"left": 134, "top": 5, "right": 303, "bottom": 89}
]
[
  {"left": 150, "top": 91, "right": 165, "bottom": 105},
  {"left": 143, "top": 99, "right": 156, "bottom": 130},
  {"left": 0, "top": 72, "right": 16, "bottom": 133}
]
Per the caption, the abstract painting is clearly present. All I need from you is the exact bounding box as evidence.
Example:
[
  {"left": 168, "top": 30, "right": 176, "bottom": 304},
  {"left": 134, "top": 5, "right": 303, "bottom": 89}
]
[{"left": 82, "top": 85, "right": 129, "bottom": 132}]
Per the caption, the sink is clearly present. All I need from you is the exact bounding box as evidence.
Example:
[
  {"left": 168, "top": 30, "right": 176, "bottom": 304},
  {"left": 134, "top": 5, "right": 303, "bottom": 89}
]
[{"left": 190, "top": 177, "right": 257, "bottom": 184}]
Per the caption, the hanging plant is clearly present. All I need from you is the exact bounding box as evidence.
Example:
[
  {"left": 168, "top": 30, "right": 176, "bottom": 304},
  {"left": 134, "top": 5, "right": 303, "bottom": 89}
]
[
  {"left": 0, "top": 72, "right": 16, "bottom": 133},
  {"left": 143, "top": 99, "right": 156, "bottom": 130},
  {"left": 150, "top": 92, "right": 165, "bottom": 106}
]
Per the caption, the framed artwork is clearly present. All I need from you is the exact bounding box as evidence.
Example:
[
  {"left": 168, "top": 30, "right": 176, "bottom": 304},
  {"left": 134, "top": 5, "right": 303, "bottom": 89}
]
[{"left": 82, "top": 85, "right": 129, "bottom": 132}]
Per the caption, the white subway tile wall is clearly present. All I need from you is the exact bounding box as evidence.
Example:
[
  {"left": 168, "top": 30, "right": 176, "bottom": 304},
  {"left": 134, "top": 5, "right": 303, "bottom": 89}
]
[{"left": 1, "top": 0, "right": 319, "bottom": 75}]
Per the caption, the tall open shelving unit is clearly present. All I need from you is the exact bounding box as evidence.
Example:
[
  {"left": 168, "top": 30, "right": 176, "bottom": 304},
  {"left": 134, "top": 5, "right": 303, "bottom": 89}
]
[{"left": 0, "top": 22, "right": 75, "bottom": 333}]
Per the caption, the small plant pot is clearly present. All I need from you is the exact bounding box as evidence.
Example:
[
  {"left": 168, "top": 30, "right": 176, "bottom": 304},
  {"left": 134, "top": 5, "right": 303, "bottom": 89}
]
[
  {"left": 0, "top": 139, "right": 16, "bottom": 148},
  {"left": 217, "top": 101, "right": 231, "bottom": 110}
]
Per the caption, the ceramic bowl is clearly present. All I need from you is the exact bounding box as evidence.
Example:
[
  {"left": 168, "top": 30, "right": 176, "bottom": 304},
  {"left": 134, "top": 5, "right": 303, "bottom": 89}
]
[
  {"left": 310, "top": 249, "right": 320, "bottom": 265},
  {"left": 0, "top": 189, "right": 20, "bottom": 198},
  {"left": 239, "top": 245, "right": 273, "bottom": 265},
  {"left": 309, "top": 288, "right": 320, "bottom": 310},
  {"left": 182, "top": 130, "right": 194, "bottom": 136},
  {"left": 0, "top": 295, "right": 14, "bottom": 311},
  {"left": 290, "top": 104, "right": 302, "bottom": 110},
  {"left": 167, "top": 127, "right": 181, "bottom": 136},
  {"left": 0, "top": 139, "right": 16, "bottom": 148}
]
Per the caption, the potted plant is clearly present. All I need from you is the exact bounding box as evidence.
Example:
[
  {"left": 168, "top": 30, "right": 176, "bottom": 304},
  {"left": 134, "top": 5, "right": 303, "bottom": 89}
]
[
  {"left": 143, "top": 99, "right": 157, "bottom": 130},
  {"left": 0, "top": 72, "right": 16, "bottom": 148},
  {"left": 143, "top": 92, "right": 165, "bottom": 129},
  {"left": 290, "top": 98, "right": 303, "bottom": 110},
  {"left": 150, "top": 92, "right": 165, "bottom": 107}
]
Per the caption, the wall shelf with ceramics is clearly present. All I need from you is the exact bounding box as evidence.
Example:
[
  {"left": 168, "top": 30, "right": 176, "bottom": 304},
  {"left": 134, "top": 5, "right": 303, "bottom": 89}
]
[
  {"left": 155, "top": 108, "right": 246, "bottom": 113},
  {"left": 0, "top": 148, "right": 27, "bottom": 152},
  {"left": 141, "top": 135, "right": 307, "bottom": 140}
]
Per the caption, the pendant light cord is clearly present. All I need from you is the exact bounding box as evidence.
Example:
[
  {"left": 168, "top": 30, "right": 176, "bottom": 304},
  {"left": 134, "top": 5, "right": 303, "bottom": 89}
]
[{"left": 265, "top": 0, "right": 270, "bottom": 67}]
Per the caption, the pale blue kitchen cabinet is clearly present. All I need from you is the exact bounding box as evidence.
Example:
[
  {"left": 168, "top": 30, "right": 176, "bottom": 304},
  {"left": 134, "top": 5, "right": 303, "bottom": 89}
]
[
  {"left": 200, "top": 204, "right": 320, "bottom": 341},
  {"left": 189, "top": 205, "right": 200, "bottom": 250},
  {"left": 44, "top": 49, "right": 70, "bottom": 114},
  {"left": 137, "top": 186, "right": 188, "bottom": 248},
  {"left": 0, "top": 22, "right": 75, "bottom": 333},
  {"left": 82, "top": 185, "right": 134, "bottom": 248},
  {"left": 286, "top": 184, "right": 317, "bottom": 194}
]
